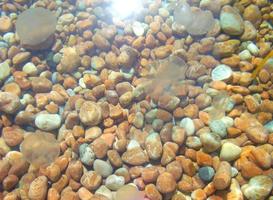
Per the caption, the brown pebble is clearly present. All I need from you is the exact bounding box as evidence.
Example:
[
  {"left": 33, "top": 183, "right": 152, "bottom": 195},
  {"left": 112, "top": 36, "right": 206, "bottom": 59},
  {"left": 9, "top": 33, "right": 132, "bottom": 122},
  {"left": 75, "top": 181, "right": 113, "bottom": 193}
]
[
  {"left": 141, "top": 167, "right": 159, "bottom": 183},
  {"left": 31, "top": 77, "right": 52, "bottom": 93},
  {"left": 213, "top": 161, "right": 231, "bottom": 190},
  {"left": 12, "top": 52, "right": 31, "bottom": 65},
  {"left": 156, "top": 172, "right": 176, "bottom": 194},
  {"left": 3, "top": 174, "right": 18, "bottom": 191},
  {"left": 0, "top": 16, "right": 12, "bottom": 32},
  {"left": 145, "top": 184, "right": 162, "bottom": 200},
  {"left": 122, "top": 147, "right": 149, "bottom": 166},
  {"left": 28, "top": 176, "right": 48, "bottom": 200},
  {"left": 2, "top": 126, "right": 24, "bottom": 147},
  {"left": 80, "top": 171, "right": 102, "bottom": 191},
  {"left": 47, "top": 188, "right": 60, "bottom": 200},
  {"left": 91, "top": 138, "right": 108, "bottom": 159},
  {"left": 107, "top": 150, "right": 123, "bottom": 168}
]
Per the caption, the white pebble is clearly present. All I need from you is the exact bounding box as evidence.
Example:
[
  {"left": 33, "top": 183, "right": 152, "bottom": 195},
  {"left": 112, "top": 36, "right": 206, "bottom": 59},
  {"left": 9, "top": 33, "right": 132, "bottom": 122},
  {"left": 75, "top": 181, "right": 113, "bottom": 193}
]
[
  {"left": 35, "top": 113, "right": 61, "bottom": 131},
  {"left": 247, "top": 43, "right": 259, "bottom": 56},
  {"left": 23, "top": 62, "right": 38, "bottom": 76},
  {"left": 105, "top": 175, "right": 125, "bottom": 191},
  {"left": 132, "top": 21, "right": 145, "bottom": 36},
  {"left": 211, "top": 64, "right": 233, "bottom": 81},
  {"left": 220, "top": 142, "right": 241, "bottom": 161},
  {"left": 239, "top": 49, "right": 252, "bottom": 61},
  {"left": 127, "top": 139, "right": 140, "bottom": 150},
  {"left": 180, "top": 117, "right": 195, "bottom": 136},
  {"left": 93, "top": 159, "right": 113, "bottom": 178}
]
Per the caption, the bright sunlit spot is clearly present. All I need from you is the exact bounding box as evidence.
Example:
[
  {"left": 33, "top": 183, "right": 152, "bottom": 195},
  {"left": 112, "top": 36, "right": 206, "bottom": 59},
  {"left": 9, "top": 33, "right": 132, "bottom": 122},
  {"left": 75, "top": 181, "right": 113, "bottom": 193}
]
[{"left": 110, "top": 0, "right": 144, "bottom": 20}]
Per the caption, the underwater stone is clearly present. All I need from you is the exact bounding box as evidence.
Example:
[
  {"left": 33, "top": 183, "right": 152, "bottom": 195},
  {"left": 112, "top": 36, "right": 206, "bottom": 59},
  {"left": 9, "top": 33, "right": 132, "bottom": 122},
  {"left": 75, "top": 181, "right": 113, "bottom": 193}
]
[
  {"left": 0, "top": 61, "right": 11, "bottom": 81},
  {"left": 220, "top": 5, "right": 244, "bottom": 36},
  {"left": 15, "top": 7, "right": 57, "bottom": 50},
  {"left": 198, "top": 166, "right": 215, "bottom": 182},
  {"left": 35, "top": 113, "right": 61, "bottom": 131},
  {"left": 242, "top": 175, "right": 273, "bottom": 200},
  {"left": 180, "top": 117, "right": 195, "bottom": 136},
  {"left": 209, "top": 119, "right": 227, "bottom": 138},
  {"left": 211, "top": 64, "right": 232, "bottom": 81},
  {"left": 0, "top": 92, "right": 21, "bottom": 114},
  {"left": 79, "top": 143, "right": 95, "bottom": 166},
  {"left": 20, "top": 132, "right": 60, "bottom": 167}
]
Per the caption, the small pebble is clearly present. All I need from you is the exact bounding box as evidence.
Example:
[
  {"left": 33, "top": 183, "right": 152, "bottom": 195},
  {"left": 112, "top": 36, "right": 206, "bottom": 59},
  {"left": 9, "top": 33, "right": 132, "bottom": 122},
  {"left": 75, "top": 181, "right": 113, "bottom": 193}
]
[
  {"left": 35, "top": 113, "right": 61, "bottom": 131},
  {"left": 211, "top": 64, "right": 232, "bottom": 81},
  {"left": 180, "top": 117, "right": 195, "bottom": 136},
  {"left": 0, "top": 62, "right": 11, "bottom": 81},
  {"left": 209, "top": 120, "right": 227, "bottom": 138},
  {"left": 105, "top": 174, "right": 125, "bottom": 191},
  {"left": 79, "top": 143, "right": 95, "bottom": 166},
  {"left": 93, "top": 159, "right": 113, "bottom": 178},
  {"left": 220, "top": 142, "right": 241, "bottom": 161},
  {"left": 198, "top": 166, "right": 215, "bottom": 182}
]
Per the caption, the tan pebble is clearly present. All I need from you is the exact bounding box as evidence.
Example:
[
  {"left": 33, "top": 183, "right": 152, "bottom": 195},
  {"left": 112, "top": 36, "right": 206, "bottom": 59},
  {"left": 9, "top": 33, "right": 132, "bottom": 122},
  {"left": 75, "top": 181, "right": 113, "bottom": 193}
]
[
  {"left": 156, "top": 109, "right": 172, "bottom": 122},
  {"left": 122, "top": 147, "right": 149, "bottom": 166},
  {"left": 90, "top": 194, "right": 109, "bottom": 200},
  {"left": 0, "top": 16, "right": 12, "bottom": 32},
  {"left": 115, "top": 168, "right": 131, "bottom": 183},
  {"left": 3, "top": 82, "right": 21, "bottom": 96},
  {"left": 52, "top": 175, "right": 69, "bottom": 193},
  {"left": 0, "top": 92, "right": 21, "bottom": 114},
  {"left": 58, "top": 47, "right": 80, "bottom": 73},
  {"left": 156, "top": 172, "right": 176, "bottom": 194},
  {"left": 213, "top": 40, "right": 240, "bottom": 58},
  {"left": 196, "top": 151, "right": 213, "bottom": 166},
  {"left": 166, "top": 160, "right": 183, "bottom": 181},
  {"left": 79, "top": 101, "right": 102, "bottom": 126},
  {"left": 0, "top": 160, "right": 10, "bottom": 182},
  {"left": 213, "top": 161, "right": 231, "bottom": 190},
  {"left": 153, "top": 45, "right": 172, "bottom": 59},
  {"left": 3, "top": 174, "right": 18, "bottom": 191},
  {"left": 78, "top": 187, "right": 93, "bottom": 200},
  {"left": 141, "top": 167, "right": 159, "bottom": 183},
  {"left": 191, "top": 189, "right": 207, "bottom": 200},
  {"left": 244, "top": 95, "right": 259, "bottom": 113},
  {"left": 28, "top": 176, "right": 48, "bottom": 200},
  {"left": 145, "top": 184, "right": 162, "bottom": 200},
  {"left": 92, "top": 32, "right": 110, "bottom": 51},
  {"left": 178, "top": 175, "right": 193, "bottom": 193},
  {"left": 251, "top": 148, "right": 271, "bottom": 169},
  {"left": 8, "top": 159, "right": 29, "bottom": 177},
  {"left": 60, "top": 187, "right": 77, "bottom": 200},
  {"left": 2, "top": 126, "right": 24, "bottom": 147},
  {"left": 85, "top": 126, "right": 102, "bottom": 141},
  {"left": 31, "top": 77, "right": 52, "bottom": 93},
  {"left": 46, "top": 163, "right": 61, "bottom": 182},
  {"left": 12, "top": 52, "right": 31, "bottom": 65},
  {"left": 107, "top": 150, "right": 123, "bottom": 168},
  {"left": 80, "top": 171, "right": 102, "bottom": 191},
  {"left": 66, "top": 160, "right": 83, "bottom": 182},
  {"left": 176, "top": 156, "right": 197, "bottom": 176},
  {"left": 161, "top": 142, "right": 178, "bottom": 166},
  {"left": 91, "top": 138, "right": 108, "bottom": 158},
  {"left": 119, "top": 91, "right": 133, "bottom": 107},
  {"left": 48, "top": 188, "right": 60, "bottom": 200}
]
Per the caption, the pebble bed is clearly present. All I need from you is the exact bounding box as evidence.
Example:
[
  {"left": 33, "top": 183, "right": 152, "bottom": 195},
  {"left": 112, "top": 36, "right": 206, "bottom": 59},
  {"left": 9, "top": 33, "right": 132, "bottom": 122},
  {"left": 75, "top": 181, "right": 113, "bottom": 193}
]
[{"left": 0, "top": 0, "right": 273, "bottom": 200}]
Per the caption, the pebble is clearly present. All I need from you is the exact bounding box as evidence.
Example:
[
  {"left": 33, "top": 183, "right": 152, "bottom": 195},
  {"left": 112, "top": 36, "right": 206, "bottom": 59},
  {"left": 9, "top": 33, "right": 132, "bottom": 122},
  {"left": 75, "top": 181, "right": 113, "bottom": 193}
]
[
  {"left": 213, "top": 161, "right": 232, "bottom": 190},
  {"left": 79, "top": 143, "right": 95, "bottom": 166},
  {"left": 264, "top": 120, "right": 273, "bottom": 132},
  {"left": 213, "top": 39, "right": 240, "bottom": 57},
  {"left": 79, "top": 101, "right": 102, "bottom": 126},
  {"left": 22, "top": 62, "right": 38, "bottom": 76},
  {"left": 91, "top": 56, "right": 105, "bottom": 71},
  {"left": 145, "top": 184, "right": 162, "bottom": 200},
  {"left": 220, "top": 142, "right": 241, "bottom": 161},
  {"left": 220, "top": 5, "right": 244, "bottom": 35},
  {"left": 239, "top": 50, "right": 252, "bottom": 61},
  {"left": 0, "top": 61, "right": 11, "bottom": 81},
  {"left": 58, "top": 13, "right": 74, "bottom": 25},
  {"left": 28, "top": 176, "right": 48, "bottom": 200},
  {"left": 122, "top": 147, "right": 149, "bottom": 165},
  {"left": 35, "top": 113, "right": 61, "bottom": 131},
  {"left": 105, "top": 174, "right": 125, "bottom": 191},
  {"left": 211, "top": 64, "right": 232, "bottom": 81},
  {"left": 0, "top": 92, "right": 21, "bottom": 114},
  {"left": 247, "top": 43, "right": 259, "bottom": 56},
  {"left": 12, "top": 52, "right": 31, "bottom": 65},
  {"left": 240, "top": 21, "right": 257, "bottom": 41},
  {"left": 0, "top": 16, "right": 12, "bottom": 32},
  {"left": 95, "top": 186, "right": 113, "bottom": 200},
  {"left": 156, "top": 172, "right": 176, "bottom": 194},
  {"left": 116, "top": 184, "right": 143, "bottom": 200},
  {"left": 93, "top": 159, "right": 113, "bottom": 178},
  {"left": 31, "top": 77, "right": 52, "bottom": 93},
  {"left": 200, "top": 132, "right": 221, "bottom": 153},
  {"left": 243, "top": 5, "right": 262, "bottom": 27},
  {"left": 58, "top": 47, "right": 80, "bottom": 73},
  {"left": 242, "top": 175, "right": 273, "bottom": 200},
  {"left": 180, "top": 117, "right": 195, "bottom": 136},
  {"left": 2, "top": 126, "right": 24, "bottom": 147},
  {"left": 145, "top": 132, "right": 163, "bottom": 160},
  {"left": 209, "top": 120, "right": 227, "bottom": 138},
  {"left": 198, "top": 166, "right": 215, "bottom": 182},
  {"left": 80, "top": 171, "right": 102, "bottom": 191}
]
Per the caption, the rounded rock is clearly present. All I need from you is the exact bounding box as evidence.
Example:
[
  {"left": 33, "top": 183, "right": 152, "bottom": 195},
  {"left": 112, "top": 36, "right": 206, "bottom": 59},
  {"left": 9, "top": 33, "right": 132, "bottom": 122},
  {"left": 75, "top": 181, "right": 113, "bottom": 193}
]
[
  {"left": 35, "top": 113, "right": 61, "bottom": 131},
  {"left": 198, "top": 166, "right": 215, "bottom": 182},
  {"left": 93, "top": 159, "right": 113, "bottom": 178},
  {"left": 79, "top": 101, "right": 102, "bottom": 126},
  {"left": 156, "top": 172, "right": 176, "bottom": 194},
  {"left": 211, "top": 64, "right": 232, "bottom": 81},
  {"left": 105, "top": 174, "right": 125, "bottom": 191},
  {"left": 220, "top": 142, "right": 241, "bottom": 161}
]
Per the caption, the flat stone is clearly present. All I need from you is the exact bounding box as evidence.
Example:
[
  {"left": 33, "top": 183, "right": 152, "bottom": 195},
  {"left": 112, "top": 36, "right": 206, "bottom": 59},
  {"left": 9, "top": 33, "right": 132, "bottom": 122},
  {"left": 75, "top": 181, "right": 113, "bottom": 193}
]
[
  {"left": 93, "top": 159, "right": 113, "bottom": 178},
  {"left": 220, "top": 5, "right": 244, "bottom": 35},
  {"left": 35, "top": 113, "right": 61, "bottom": 131},
  {"left": 211, "top": 64, "right": 232, "bottom": 81},
  {"left": 198, "top": 166, "right": 215, "bottom": 182},
  {"left": 220, "top": 142, "right": 241, "bottom": 161}
]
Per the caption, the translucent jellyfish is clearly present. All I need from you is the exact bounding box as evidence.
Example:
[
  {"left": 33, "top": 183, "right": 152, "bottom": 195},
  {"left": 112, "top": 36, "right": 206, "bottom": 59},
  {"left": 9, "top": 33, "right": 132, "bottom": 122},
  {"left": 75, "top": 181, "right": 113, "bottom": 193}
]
[
  {"left": 174, "top": 1, "right": 193, "bottom": 28},
  {"left": 15, "top": 7, "right": 57, "bottom": 50},
  {"left": 20, "top": 132, "right": 60, "bottom": 167}
]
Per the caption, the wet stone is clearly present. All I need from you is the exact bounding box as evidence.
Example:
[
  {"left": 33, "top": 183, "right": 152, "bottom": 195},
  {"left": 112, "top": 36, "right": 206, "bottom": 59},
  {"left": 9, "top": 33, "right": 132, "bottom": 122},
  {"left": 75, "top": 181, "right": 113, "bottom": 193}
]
[{"left": 198, "top": 166, "right": 215, "bottom": 182}]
